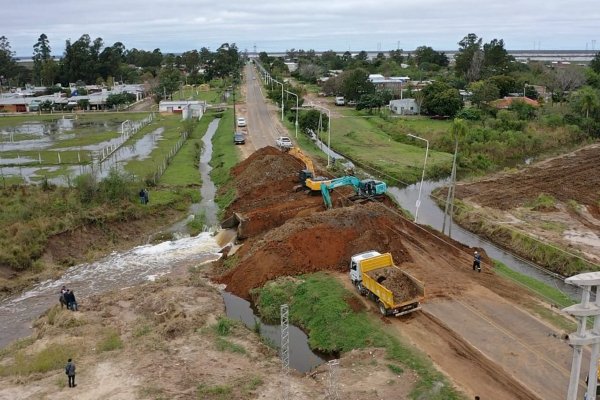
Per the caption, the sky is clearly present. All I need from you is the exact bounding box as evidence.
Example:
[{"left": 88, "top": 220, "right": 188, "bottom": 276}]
[{"left": 4, "top": 0, "right": 600, "bottom": 57}]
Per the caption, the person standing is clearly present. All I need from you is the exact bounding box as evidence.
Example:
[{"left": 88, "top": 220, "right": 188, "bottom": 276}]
[
  {"left": 143, "top": 188, "right": 149, "bottom": 204},
  {"left": 473, "top": 251, "right": 482, "bottom": 272},
  {"left": 66, "top": 290, "right": 78, "bottom": 311},
  {"left": 65, "top": 358, "right": 76, "bottom": 388},
  {"left": 139, "top": 188, "right": 146, "bottom": 204}
]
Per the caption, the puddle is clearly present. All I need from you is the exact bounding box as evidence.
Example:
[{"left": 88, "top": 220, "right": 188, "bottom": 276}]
[{"left": 222, "top": 292, "right": 326, "bottom": 373}]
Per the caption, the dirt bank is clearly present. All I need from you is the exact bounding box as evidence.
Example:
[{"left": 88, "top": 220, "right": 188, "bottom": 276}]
[
  {"left": 450, "top": 143, "right": 600, "bottom": 271},
  {"left": 214, "top": 145, "right": 576, "bottom": 399}
]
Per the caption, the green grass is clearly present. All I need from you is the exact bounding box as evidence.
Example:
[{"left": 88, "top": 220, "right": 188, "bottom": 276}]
[
  {"left": 97, "top": 329, "right": 124, "bottom": 352},
  {"left": 493, "top": 261, "right": 575, "bottom": 308},
  {"left": 196, "top": 384, "right": 233, "bottom": 400},
  {"left": 526, "top": 193, "right": 557, "bottom": 210},
  {"left": 209, "top": 110, "right": 239, "bottom": 187},
  {"left": 0, "top": 343, "right": 78, "bottom": 376},
  {"left": 214, "top": 337, "right": 247, "bottom": 354},
  {"left": 159, "top": 114, "right": 215, "bottom": 186},
  {"left": 493, "top": 260, "right": 576, "bottom": 332},
  {"left": 213, "top": 316, "right": 235, "bottom": 336},
  {"left": 255, "top": 273, "right": 464, "bottom": 400}
]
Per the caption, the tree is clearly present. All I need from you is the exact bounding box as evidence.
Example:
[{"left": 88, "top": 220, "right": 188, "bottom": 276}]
[
  {"left": 570, "top": 86, "right": 600, "bottom": 119},
  {"left": 482, "top": 39, "right": 514, "bottom": 76},
  {"left": 340, "top": 68, "right": 374, "bottom": 101},
  {"left": 297, "top": 63, "right": 322, "bottom": 83},
  {"left": 468, "top": 81, "right": 500, "bottom": 107},
  {"left": 488, "top": 75, "right": 516, "bottom": 97},
  {"left": 388, "top": 49, "right": 404, "bottom": 64},
  {"left": 0, "top": 36, "right": 17, "bottom": 86},
  {"left": 356, "top": 92, "right": 386, "bottom": 113},
  {"left": 414, "top": 46, "right": 449, "bottom": 67},
  {"left": 33, "top": 34, "right": 53, "bottom": 85},
  {"left": 181, "top": 50, "right": 200, "bottom": 74},
  {"left": 155, "top": 67, "right": 181, "bottom": 100},
  {"left": 454, "top": 33, "right": 482, "bottom": 79},
  {"left": 299, "top": 109, "right": 328, "bottom": 133},
  {"left": 422, "top": 81, "right": 464, "bottom": 116},
  {"left": 205, "top": 43, "right": 241, "bottom": 80},
  {"left": 466, "top": 49, "right": 484, "bottom": 82},
  {"left": 590, "top": 52, "right": 600, "bottom": 74}
]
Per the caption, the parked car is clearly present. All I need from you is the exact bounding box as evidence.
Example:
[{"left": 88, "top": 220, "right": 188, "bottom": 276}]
[
  {"left": 335, "top": 96, "right": 345, "bottom": 106},
  {"left": 233, "top": 132, "right": 245, "bottom": 145},
  {"left": 237, "top": 117, "right": 247, "bottom": 127}
]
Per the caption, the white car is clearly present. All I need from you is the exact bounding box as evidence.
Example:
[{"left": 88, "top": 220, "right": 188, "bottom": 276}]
[
  {"left": 237, "top": 117, "right": 247, "bottom": 127},
  {"left": 276, "top": 136, "right": 293, "bottom": 149}
]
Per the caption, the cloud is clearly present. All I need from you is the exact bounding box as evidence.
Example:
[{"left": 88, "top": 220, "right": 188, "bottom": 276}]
[{"left": 4, "top": 0, "right": 600, "bottom": 56}]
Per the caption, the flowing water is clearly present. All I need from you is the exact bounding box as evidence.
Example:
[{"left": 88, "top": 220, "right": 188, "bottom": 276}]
[{"left": 0, "top": 233, "right": 223, "bottom": 349}]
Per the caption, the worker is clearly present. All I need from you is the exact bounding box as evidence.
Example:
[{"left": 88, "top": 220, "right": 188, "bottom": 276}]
[{"left": 473, "top": 251, "right": 481, "bottom": 272}]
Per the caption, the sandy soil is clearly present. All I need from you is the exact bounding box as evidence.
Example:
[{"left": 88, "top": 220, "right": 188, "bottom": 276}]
[
  {"left": 0, "top": 265, "right": 416, "bottom": 400},
  {"left": 454, "top": 143, "right": 600, "bottom": 265}
]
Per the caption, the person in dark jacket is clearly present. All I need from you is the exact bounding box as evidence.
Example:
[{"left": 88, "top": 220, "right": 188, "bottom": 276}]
[
  {"left": 65, "top": 358, "right": 76, "bottom": 387},
  {"left": 143, "top": 188, "right": 149, "bottom": 204},
  {"left": 66, "top": 290, "right": 78, "bottom": 311},
  {"left": 139, "top": 188, "right": 146, "bottom": 204},
  {"left": 473, "top": 251, "right": 482, "bottom": 272}
]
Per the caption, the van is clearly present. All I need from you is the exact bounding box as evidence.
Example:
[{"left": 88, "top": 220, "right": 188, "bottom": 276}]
[{"left": 335, "top": 96, "right": 345, "bottom": 106}]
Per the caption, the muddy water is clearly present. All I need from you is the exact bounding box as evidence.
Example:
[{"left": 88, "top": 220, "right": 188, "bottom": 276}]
[
  {"left": 0, "top": 233, "right": 223, "bottom": 349},
  {"left": 222, "top": 292, "right": 325, "bottom": 372},
  {"left": 192, "top": 118, "right": 219, "bottom": 226}
]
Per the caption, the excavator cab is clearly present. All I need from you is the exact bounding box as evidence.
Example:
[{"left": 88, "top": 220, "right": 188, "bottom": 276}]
[{"left": 299, "top": 169, "right": 313, "bottom": 184}]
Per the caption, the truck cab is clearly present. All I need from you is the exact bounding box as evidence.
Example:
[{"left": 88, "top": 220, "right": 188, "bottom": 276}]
[{"left": 350, "top": 250, "right": 382, "bottom": 285}]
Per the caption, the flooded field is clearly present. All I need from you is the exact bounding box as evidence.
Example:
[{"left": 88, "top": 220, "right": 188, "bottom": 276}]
[{"left": 0, "top": 113, "right": 169, "bottom": 184}]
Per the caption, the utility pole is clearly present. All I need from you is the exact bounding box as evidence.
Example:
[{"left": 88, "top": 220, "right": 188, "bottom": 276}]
[
  {"left": 442, "top": 137, "right": 458, "bottom": 236},
  {"left": 280, "top": 304, "right": 290, "bottom": 400}
]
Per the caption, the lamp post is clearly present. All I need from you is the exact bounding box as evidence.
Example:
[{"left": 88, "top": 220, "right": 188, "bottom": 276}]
[
  {"left": 271, "top": 78, "right": 284, "bottom": 121},
  {"left": 407, "top": 133, "right": 429, "bottom": 223},
  {"left": 308, "top": 103, "right": 332, "bottom": 166},
  {"left": 285, "top": 89, "right": 299, "bottom": 138}
]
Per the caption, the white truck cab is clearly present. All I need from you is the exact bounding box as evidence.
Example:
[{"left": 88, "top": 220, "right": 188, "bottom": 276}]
[{"left": 350, "top": 250, "right": 381, "bottom": 283}]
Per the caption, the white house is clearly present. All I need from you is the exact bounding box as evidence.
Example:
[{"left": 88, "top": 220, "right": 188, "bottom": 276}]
[
  {"left": 159, "top": 100, "right": 206, "bottom": 119},
  {"left": 389, "top": 99, "right": 420, "bottom": 115}
]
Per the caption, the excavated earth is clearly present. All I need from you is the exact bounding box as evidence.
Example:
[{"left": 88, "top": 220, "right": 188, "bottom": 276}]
[
  {"left": 453, "top": 143, "right": 600, "bottom": 265},
  {"left": 215, "top": 146, "right": 582, "bottom": 400}
]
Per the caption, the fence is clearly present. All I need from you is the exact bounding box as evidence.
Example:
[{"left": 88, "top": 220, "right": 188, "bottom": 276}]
[{"left": 148, "top": 129, "right": 190, "bottom": 184}]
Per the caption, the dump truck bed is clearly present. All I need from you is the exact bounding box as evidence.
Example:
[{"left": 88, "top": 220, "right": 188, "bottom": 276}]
[{"left": 359, "top": 253, "right": 425, "bottom": 312}]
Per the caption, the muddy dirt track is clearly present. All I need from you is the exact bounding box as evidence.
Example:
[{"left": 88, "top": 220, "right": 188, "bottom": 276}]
[{"left": 216, "top": 145, "right": 581, "bottom": 399}]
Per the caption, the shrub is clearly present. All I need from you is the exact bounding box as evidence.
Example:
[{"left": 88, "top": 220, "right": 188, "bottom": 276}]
[{"left": 97, "top": 329, "right": 123, "bottom": 352}]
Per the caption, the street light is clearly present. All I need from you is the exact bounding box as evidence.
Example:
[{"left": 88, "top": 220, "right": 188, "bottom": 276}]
[
  {"left": 308, "top": 103, "right": 332, "bottom": 167},
  {"left": 271, "top": 77, "right": 285, "bottom": 121},
  {"left": 285, "top": 89, "right": 299, "bottom": 138},
  {"left": 407, "top": 133, "right": 429, "bottom": 223}
]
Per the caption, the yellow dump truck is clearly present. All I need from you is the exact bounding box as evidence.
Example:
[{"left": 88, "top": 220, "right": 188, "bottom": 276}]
[{"left": 350, "top": 251, "right": 425, "bottom": 316}]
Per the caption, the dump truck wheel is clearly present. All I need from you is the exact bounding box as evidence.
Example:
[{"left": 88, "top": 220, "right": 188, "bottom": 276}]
[
  {"left": 378, "top": 301, "right": 389, "bottom": 316},
  {"left": 356, "top": 282, "right": 365, "bottom": 296}
]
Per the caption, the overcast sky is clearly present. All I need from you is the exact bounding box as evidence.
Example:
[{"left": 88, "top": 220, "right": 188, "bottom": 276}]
[{"left": 4, "top": 0, "right": 600, "bottom": 56}]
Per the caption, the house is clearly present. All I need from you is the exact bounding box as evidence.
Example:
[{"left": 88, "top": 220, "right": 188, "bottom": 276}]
[
  {"left": 159, "top": 100, "right": 206, "bottom": 119},
  {"left": 491, "top": 96, "right": 540, "bottom": 109},
  {"left": 389, "top": 99, "right": 420, "bottom": 115},
  {"left": 368, "top": 74, "right": 411, "bottom": 95}
]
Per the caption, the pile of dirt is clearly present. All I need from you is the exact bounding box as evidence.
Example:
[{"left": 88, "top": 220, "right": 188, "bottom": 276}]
[
  {"left": 217, "top": 145, "right": 510, "bottom": 301},
  {"left": 366, "top": 267, "right": 419, "bottom": 301},
  {"left": 222, "top": 146, "right": 351, "bottom": 238}
]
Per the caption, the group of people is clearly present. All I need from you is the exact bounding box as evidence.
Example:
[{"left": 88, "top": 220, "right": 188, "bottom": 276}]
[
  {"left": 139, "top": 188, "right": 149, "bottom": 205},
  {"left": 60, "top": 286, "right": 78, "bottom": 311}
]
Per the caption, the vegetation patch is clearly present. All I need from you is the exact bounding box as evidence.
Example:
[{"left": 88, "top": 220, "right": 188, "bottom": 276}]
[
  {"left": 0, "top": 343, "right": 78, "bottom": 376},
  {"left": 97, "top": 329, "right": 124, "bottom": 353}
]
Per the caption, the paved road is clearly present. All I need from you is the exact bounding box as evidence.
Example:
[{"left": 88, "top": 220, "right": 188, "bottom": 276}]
[{"left": 235, "top": 64, "right": 291, "bottom": 159}]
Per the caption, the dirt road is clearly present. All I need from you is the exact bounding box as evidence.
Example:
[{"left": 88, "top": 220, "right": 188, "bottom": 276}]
[{"left": 221, "top": 67, "right": 588, "bottom": 399}]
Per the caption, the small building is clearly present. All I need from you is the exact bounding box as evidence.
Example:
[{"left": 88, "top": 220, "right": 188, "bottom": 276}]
[
  {"left": 159, "top": 100, "right": 206, "bottom": 119},
  {"left": 389, "top": 99, "right": 420, "bottom": 115}
]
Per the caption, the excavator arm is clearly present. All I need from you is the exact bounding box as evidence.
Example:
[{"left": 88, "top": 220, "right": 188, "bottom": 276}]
[{"left": 320, "top": 176, "right": 361, "bottom": 208}]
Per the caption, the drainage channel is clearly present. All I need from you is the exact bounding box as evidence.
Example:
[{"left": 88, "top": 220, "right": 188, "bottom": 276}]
[{"left": 222, "top": 292, "right": 327, "bottom": 373}]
